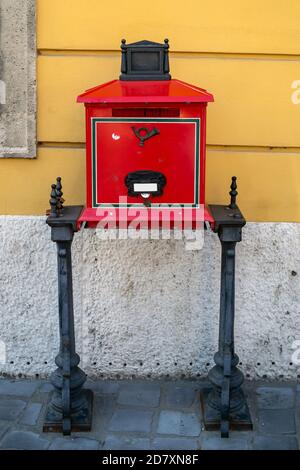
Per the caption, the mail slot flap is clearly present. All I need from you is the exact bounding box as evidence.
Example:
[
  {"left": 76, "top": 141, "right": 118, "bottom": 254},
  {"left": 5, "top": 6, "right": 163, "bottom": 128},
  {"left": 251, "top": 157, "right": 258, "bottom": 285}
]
[{"left": 125, "top": 170, "right": 167, "bottom": 197}]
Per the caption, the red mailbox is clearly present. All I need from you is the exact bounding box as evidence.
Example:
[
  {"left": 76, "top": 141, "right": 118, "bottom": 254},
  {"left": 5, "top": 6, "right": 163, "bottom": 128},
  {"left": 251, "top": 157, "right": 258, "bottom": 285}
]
[{"left": 77, "top": 40, "right": 214, "bottom": 229}]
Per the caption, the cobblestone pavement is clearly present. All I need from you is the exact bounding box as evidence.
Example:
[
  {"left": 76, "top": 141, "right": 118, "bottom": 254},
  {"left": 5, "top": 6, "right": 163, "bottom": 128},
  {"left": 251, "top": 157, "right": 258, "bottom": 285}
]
[{"left": 0, "top": 378, "right": 299, "bottom": 450}]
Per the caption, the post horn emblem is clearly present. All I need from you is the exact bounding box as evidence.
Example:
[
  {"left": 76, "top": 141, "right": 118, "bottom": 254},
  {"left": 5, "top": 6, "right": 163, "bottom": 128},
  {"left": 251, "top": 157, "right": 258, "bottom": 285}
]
[{"left": 132, "top": 126, "right": 160, "bottom": 147}]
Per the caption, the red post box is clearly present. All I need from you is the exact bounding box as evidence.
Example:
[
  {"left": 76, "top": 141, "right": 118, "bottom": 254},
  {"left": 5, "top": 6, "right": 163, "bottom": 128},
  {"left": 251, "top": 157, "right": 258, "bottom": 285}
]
[{"left": 77, "top": 39, "right": 214, "bottom": 229}]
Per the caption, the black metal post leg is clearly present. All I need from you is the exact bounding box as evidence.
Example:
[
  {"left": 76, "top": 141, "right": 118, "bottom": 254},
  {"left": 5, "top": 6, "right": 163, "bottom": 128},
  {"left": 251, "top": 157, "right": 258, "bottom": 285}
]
[
  {"left": 43, "top": 180, "right": 93, "bottom": 434},
  {"left": 201, "top": 177, "right": 252, "bottom": 437}
]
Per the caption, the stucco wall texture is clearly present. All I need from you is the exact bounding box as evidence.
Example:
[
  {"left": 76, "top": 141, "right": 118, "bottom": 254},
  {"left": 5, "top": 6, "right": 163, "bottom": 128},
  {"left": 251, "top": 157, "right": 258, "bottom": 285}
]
[{"left": 0, "top": 217, "right": 299, "bottom": 380}]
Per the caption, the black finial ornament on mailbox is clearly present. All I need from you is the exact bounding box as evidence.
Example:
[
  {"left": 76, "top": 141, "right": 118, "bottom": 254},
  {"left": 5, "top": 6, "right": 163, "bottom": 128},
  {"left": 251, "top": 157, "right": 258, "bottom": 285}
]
[{"left": 44, "top": 39, "right": 252, "bottom": 438}]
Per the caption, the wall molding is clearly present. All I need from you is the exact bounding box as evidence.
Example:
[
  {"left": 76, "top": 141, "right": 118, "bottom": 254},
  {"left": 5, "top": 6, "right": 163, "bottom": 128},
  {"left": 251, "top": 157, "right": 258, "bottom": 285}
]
[{"left": 0, "top": 0, "right": 36, "bottom": 158}]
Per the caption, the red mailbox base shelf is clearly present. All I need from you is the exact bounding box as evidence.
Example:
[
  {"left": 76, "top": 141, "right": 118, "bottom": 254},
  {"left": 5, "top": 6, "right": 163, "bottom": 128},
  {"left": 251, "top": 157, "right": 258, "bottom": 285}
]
[{"left": 77, "top": 205, "right": 214, "bottom": 230}]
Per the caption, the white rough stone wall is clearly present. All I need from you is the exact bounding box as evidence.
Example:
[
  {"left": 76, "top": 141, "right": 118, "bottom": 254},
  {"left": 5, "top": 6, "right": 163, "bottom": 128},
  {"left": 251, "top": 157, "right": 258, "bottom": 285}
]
[{"left": 0, "top": 216, "right": 299, "bottom": 380}]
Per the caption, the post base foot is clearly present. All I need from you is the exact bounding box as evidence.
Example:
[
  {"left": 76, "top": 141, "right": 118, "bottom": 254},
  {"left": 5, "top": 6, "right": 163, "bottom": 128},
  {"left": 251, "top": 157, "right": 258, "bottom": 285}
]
[
  {"left": 43, "top": 389, "right": 93, "bottom": 433},
  {"left": 200, "top": 387, "right": 252, "bottom": 432}
]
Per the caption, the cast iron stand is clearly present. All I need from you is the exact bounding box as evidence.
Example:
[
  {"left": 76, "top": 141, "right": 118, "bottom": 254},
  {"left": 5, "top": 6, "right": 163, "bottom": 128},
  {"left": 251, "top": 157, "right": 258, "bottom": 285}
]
[
  {"left": 201, "top": 177, "right": 252, "bottom": 437},
  {"left": 43, "top": 178, "right": 93, "bottom": 435},
  {"left": 43, "top": 176, "right": 251, "bottom": 438}
]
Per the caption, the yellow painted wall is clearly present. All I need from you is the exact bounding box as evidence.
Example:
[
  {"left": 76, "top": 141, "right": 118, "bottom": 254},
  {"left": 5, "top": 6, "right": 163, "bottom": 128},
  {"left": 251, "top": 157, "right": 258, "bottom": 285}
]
[{"left": 1, "top": 0, "right": 300, "bottom": 221}]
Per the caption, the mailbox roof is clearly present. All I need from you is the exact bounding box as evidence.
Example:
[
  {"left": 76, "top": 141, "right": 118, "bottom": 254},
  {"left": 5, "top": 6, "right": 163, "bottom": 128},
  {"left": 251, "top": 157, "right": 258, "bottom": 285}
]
[{"left": 77, "top": 79, "right": 214, "bottom": 104}]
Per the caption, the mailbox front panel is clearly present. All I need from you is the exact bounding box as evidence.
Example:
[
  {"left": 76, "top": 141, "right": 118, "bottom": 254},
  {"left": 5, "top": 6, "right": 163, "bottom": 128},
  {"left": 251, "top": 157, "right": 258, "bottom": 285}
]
[{"left": 90, "top": 117, "right": 201, "bottom": 208}]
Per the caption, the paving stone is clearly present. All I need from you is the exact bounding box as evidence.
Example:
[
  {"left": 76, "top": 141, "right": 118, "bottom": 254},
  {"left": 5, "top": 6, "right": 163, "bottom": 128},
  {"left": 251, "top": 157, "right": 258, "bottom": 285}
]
[
  {"left": 109, "top": 409, "right": 153, "bottom": 433},
  {"left": 152, "top": 437, "right": 199, "bottom": 450},
  {"left": 86, "top": 380, "right": 120, "bottom": 395},
  {"left": 39, "top": 383, "right": 54, "bottom": 393},
  {"left": 94, "top": 394, "right": 116, "bottom": 418},
  {"left": 157, "top": 410, "right": 201, "bottom": 437},
  {"left": 165, "top": 385, "right": 197, "bottom": 408},
  {"left": 0, "top": 378, "right": 298, "bottom": 451},
  {"left": 295, "top": 392, "right": 300, "bottom": 419},
  {"left": 0, "top": 423, "right": 9, "bottom": 440},
  {"left": 258, "top": 409, "right": 296, "bottom": 434},
  {"left": 117, "top": 383, "right": 160, "bottom": 407},
  {"left": 0, "top": 399, "right": 27, "bottom": 421},
  {"left": 256, "top": 386, "right": 295, "bottom": 409},
  {"left": 90, "top": 395, "right": 116, "bottom": 436},
  {"left": 49, "top": 437, "right": 99, "bottom": 450},
  {"left": 253, "top": 435, "right": 299, "bottom": 450},
  {"left": 201, "top": 434, "right": 250, "bottom": 450},
  {"left": 103, "top": 435, "right": 150, "bottom": 450},
  {"left": 20, "top": 403, "right": 42, "bottom": 426},
  {"left": 0, "top": 431, "right": 49, "bottom": 450},
  {"left": 0, "top": 380, "right": 39, "bottom": 398}
]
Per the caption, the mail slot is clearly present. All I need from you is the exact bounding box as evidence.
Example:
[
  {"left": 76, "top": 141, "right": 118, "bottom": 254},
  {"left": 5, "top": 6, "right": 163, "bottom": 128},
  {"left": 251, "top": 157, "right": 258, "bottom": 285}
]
[{"left": 125, "top": 170, "right": 167, "bottom": 199}]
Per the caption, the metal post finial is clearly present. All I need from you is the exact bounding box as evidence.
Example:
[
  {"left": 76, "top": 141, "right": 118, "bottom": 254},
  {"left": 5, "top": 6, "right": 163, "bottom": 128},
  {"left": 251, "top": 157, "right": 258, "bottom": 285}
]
[
  {"left": 56, "top": 176, "right": 64, "bottom": 215},
  {"left": 49, "top": 183, "right": 58, "bottom": 218},
  {"left": 229, "top": 176, "right": 238, "bottom": 209}
]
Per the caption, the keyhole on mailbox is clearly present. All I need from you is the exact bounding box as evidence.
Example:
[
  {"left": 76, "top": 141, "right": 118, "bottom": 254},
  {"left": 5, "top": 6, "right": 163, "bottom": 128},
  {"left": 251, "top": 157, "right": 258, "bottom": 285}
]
[
  {"left": 132, "top": 126, "right": 160, "bottom": 147},
  {"left": 142, "top": 195, "right": 151, "bottom": 207}
]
